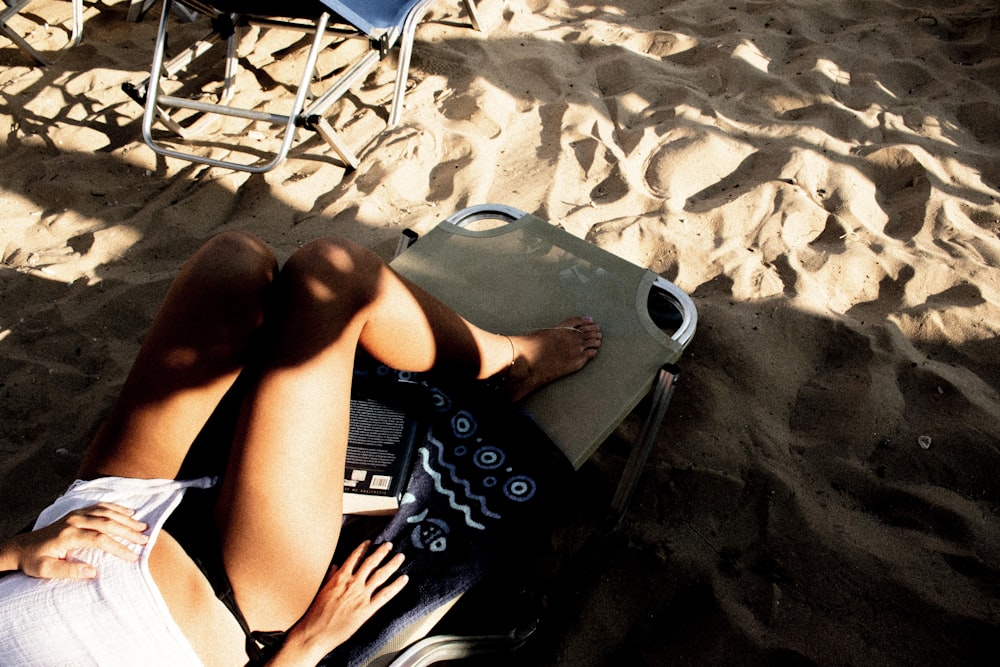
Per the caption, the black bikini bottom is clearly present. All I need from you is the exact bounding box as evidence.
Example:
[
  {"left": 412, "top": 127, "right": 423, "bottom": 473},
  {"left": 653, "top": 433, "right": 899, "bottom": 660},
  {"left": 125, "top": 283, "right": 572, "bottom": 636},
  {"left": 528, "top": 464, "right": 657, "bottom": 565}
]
[{"left": 163, "top": 485, "right": 287, "bottom": 666}]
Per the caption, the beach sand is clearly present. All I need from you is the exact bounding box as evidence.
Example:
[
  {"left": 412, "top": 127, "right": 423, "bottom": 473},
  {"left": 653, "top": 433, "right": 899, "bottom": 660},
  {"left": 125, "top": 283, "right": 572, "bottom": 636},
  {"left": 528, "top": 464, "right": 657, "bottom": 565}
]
[{"left": 1, "top": 0, "right": 998, "bottom": 664}]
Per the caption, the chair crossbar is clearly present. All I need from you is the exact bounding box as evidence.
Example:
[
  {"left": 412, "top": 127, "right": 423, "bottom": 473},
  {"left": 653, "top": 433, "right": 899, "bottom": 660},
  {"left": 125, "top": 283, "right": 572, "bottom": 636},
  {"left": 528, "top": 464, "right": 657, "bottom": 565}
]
[{"left": 156, "top": 95, "right": 291, "bottom": 124}]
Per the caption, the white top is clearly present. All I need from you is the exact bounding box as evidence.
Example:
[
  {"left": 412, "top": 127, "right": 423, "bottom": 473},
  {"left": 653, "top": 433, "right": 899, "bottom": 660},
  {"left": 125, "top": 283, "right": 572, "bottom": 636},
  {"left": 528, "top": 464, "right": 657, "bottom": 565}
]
[{"left": 0, "top": 476, "right": 214, "bottom": 666}]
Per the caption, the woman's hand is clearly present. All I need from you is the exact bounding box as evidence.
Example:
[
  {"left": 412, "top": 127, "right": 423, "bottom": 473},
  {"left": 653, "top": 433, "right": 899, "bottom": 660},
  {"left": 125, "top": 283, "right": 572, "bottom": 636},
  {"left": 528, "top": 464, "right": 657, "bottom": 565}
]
[
  {"left": 271, "top": 540, "right": 408, "bottom": 666},
  {"left": 0, "top": 503, "right": 149, "bottom": 580}
]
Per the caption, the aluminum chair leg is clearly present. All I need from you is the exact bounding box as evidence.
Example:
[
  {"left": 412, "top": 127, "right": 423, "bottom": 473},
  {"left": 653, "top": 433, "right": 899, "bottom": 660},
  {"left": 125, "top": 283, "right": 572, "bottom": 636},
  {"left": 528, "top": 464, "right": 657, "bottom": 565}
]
[
  {"left": 144, "top": 23, "right": 234, "bottom": 139},
  {"left": 388, "top": 0, "right": 433, "bottom": 128},
  {"left": 313, "top": 117, "right": 360, "bottom": 170},
  {"left": 140, "top": 0, "right": 335, "bottom": 173},
  {"left": 127, "top": 0, "right": 155, "bottom": 22},
  {"left": 611, "top": 364, "right": 680, "bottom": 519},
  {"left": 389, "top": 0, "right": 484, "bottom": 128},
  {"left": 121, "top": 4, "right": 231, "bottom": 129},
  {"left": 68, "top": 0, "right": 81, "bottom": 46},
  {"left": 461, "top": 0, "right": 481, "bottom": 32},
  {"left": 128, "top": 0, "right": 196, "bottom": 23},
  {"left": 1, "top": 0, "right": 45, "bottom": 63},
  {"left": 1, "top": 0, "right": 82, "bottom": 65}
]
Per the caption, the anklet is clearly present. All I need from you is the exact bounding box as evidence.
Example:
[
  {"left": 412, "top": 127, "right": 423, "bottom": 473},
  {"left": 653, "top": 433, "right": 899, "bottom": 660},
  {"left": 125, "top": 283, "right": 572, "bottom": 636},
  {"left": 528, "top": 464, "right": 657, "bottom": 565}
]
[
  {"left": 482, "top": 335, "right": 516, "bottom": 395},
  {"left": 503, "top": 334, "right": 516, "bottom": 369}
]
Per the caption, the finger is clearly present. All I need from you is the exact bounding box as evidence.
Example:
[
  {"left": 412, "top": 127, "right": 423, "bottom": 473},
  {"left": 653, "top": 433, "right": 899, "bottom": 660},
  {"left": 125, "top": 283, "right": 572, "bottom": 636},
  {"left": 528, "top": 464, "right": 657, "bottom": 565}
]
[
  {"left": 101, "top": 535, "right": 142, "bottom": 562},
  {"left": 99, "top": 519, "right": 149, "bottom": 546},
  {"left": 89, "top": 502, "right": 136, "bottom": 518},
  {"left": 70, "top": 531, "right": 141, "bottom": 563},
  {"left": 66, "top": 511, "right": 149, "bottom": 547},
  {"left": 366, "top": 552, "right": 406, "bottom": 590},
  {"left": 323, "top": 563, "right": 340, "bottom": 582},
  {"left": 340, "top": 540, "right": 372, "bottom": 575},
  {"left": 368, "top": 573, "right": 409, "bottom": 611},
  {"left": 357, "top": 542, "right": 395, "bottom": 581},
  {"left": 83, "top": 503, "right": 149, "bottom": 534},
  {"left": 36, "top": 557, "right": 98, "bottom": 581}
]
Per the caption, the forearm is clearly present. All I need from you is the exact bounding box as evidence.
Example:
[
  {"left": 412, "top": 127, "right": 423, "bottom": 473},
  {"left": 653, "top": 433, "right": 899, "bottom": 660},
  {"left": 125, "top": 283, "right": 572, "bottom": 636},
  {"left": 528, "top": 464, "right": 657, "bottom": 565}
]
[{"left": 264, "top": 630, "right": 331, "bottom": 667}]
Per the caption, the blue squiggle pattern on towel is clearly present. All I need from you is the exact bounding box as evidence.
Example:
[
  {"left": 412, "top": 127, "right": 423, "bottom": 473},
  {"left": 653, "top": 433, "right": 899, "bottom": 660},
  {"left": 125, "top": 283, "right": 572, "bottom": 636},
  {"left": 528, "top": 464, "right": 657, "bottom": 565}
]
[
  {"left": 426, "top": 437, "right": 502, "bottom": 522},
  {"left": 416, "top": 444, "right": 487, "bottom": 530}
]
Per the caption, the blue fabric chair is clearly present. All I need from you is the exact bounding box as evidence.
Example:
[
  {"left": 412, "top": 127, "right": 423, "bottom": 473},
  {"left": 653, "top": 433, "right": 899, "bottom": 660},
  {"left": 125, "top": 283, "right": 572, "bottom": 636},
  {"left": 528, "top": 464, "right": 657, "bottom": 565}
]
[{"left": 124, "top": 0, "right": 481, "bottom": 172}]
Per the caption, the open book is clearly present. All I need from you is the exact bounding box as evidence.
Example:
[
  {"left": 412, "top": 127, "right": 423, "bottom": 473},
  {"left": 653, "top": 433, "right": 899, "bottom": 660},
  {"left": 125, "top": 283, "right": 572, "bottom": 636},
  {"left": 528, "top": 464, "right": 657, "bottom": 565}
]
[{"left": 343, "top": 388, "right": 425, "bottom": 516}]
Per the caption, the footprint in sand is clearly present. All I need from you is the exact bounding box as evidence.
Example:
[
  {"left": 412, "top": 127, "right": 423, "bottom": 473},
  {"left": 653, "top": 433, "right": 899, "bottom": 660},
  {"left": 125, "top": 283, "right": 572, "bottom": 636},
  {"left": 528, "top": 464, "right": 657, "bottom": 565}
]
[
  {"left": 863, "top": 146, "right": 933, "bottom": 241},
  {"left": 440, "top": 94, "right": 502, "bottom": 138},
  {"left": 642, "top": 127, "right": 755, "bottom": 207},
  {"left": 955, "top": 100, "right": 1000, "bottom": 148},
  {"left": 788, "top": 321, "right": 881, "bottom": 441}
]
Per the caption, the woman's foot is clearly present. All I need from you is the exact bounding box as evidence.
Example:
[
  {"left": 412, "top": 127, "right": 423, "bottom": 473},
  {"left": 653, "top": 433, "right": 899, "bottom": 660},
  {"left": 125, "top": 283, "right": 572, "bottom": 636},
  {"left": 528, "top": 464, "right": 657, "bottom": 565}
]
[{"left": 499, "top": 316, "right": 602, "bottom": 402}]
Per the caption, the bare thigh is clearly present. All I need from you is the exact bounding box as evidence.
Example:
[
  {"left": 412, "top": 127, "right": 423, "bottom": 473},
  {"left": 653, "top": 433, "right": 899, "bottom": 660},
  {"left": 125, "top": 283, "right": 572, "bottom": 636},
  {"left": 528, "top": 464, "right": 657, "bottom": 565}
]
[
  {"left": 78, "top": 231, "right": 276, "bottom": 481},
  {"left": 213, "top": 237, "right": 518, "bottom": 632}
]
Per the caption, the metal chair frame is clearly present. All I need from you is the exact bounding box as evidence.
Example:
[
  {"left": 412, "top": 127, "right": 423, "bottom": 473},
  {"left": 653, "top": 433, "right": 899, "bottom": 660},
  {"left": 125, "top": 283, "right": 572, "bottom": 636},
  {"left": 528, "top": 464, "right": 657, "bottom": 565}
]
[
  {"left": 126, "top": 0, "right": 481, "bottom": 172},
  {"left": 0, "top": 0, "right": 82, "bottom": 65}
]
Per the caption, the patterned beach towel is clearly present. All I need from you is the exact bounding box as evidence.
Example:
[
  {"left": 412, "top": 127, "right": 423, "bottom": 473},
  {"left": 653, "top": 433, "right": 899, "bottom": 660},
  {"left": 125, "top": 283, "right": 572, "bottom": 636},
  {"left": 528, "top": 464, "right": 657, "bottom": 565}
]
[{"left": 324, "top": 356, "right": 574, "bottom": 666}]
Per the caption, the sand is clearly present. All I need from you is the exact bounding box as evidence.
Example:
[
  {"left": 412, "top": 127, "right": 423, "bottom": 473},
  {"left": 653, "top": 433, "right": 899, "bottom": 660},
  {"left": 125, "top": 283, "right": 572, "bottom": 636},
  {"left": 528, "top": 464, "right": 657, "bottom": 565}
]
[{"left": 1, "top": 0, "right": 998, "bottom": 664}]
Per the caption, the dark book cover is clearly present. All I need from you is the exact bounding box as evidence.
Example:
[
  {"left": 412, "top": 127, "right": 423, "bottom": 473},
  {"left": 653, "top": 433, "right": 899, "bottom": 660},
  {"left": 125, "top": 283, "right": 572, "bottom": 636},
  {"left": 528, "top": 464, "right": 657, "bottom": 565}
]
[{"left": 343, "top": 379, "right": 425, "bottom": 515}]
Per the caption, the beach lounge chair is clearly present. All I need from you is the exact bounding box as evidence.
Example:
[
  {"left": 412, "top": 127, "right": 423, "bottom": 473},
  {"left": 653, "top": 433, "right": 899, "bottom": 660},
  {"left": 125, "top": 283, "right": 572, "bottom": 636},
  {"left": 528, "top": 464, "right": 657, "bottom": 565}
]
[
  {"left": 391, "top": 204, "right": 696, "bottom": 510},
  {"left": 355, "top": 204, "right": 697, "bottom": 665},
  {"left": 0, "top": 0, "right": 82, "bottom": 64},
  {"left": 391, "top": 204, "right": 697, "bottom": 512},
  {"left": 123, "top": 0, "right": 482, "bottom": 173}
]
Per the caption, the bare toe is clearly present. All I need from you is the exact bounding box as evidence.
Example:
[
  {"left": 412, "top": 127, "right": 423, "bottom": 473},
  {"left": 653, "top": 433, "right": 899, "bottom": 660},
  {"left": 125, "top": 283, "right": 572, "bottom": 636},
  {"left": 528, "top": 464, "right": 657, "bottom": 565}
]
[{"left": 502, "top": 317, "right": 602, "bottom": 402}]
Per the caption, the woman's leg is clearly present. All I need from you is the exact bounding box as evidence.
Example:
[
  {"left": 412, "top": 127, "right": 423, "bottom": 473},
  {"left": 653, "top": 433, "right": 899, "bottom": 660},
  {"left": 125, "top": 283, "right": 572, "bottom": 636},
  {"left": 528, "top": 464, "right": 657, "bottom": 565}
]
[
  {"left": 216, "top": 237, "right": 601, "bottom": 632},
  {"left": 78, "top": 231, "right": 278, "bottom": 481}
]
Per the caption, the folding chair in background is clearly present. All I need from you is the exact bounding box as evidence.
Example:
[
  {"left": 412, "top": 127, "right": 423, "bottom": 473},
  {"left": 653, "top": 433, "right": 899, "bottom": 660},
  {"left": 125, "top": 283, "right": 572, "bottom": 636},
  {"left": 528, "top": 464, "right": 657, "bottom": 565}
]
[
  {"left": 127, "top": 0, "right": 199, "bottom": 24},
  {"left": 0, "top": 0, "right": 82, "bottom": 64},
  {"left": 371, "top": 203, "right": 697, "bottom": 665},
  {"left": 123, "top": 0, "right": 482, "bottom": 173}
]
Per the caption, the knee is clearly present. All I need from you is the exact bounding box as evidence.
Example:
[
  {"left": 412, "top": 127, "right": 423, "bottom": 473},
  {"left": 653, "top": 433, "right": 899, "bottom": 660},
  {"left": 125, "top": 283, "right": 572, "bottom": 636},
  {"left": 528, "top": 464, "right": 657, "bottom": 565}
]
[
  {"left": 177, "top": 232, "right": 277, "bottom": 335},
  {"left": 282, "top": 237, "right": 383, "bottom": 305},
  {"left": 192, "top": 231, "right": 278, "bottom": 292}
]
